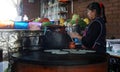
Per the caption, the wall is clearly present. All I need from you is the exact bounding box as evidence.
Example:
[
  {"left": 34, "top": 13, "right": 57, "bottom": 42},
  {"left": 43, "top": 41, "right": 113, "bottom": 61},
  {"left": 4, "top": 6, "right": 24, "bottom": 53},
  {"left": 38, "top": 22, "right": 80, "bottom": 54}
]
[
  {"left": 23, "top": 0, "right": 40, "bottom": 19},
  {"left": 22, "top": 0, "right": 120, "bottom": 38},
  {"left": 73, "top": 0, "right": 120, "bottom": 38}
]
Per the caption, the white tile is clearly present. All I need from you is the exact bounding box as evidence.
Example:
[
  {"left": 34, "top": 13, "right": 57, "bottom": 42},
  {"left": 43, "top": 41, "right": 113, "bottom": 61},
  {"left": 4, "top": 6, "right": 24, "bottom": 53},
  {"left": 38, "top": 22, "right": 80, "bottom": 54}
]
[{"left": 0, "top": 61, "right": 8, "bottom": 72}]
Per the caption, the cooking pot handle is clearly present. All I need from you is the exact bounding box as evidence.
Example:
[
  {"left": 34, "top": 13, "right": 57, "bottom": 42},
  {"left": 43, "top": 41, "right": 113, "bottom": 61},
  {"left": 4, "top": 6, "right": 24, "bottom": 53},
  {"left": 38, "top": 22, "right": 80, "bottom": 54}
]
[{"left": 43, "top": 26, "right": 47, "bottom": 35}]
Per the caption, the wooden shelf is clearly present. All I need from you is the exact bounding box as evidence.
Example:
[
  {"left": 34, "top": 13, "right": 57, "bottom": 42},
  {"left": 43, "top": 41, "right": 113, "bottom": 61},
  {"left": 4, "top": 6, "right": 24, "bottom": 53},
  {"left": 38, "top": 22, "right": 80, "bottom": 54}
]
[{"left": 41, "top": 0, "right": 69, "bottom": 20}]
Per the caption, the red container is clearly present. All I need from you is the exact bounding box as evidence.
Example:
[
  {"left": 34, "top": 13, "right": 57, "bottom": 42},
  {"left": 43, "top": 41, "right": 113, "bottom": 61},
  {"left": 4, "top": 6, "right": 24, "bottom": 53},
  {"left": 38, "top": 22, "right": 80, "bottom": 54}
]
[{"left": 58, "top": 0, "right": 68, "bottom": 2}]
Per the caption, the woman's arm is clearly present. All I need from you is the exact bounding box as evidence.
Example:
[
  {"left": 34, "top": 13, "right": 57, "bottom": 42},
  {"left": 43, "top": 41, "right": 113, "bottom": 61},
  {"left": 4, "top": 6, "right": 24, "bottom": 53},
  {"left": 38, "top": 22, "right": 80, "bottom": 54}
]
[{"left": 69, "top": 32, "right": 82, "bottom": 40}]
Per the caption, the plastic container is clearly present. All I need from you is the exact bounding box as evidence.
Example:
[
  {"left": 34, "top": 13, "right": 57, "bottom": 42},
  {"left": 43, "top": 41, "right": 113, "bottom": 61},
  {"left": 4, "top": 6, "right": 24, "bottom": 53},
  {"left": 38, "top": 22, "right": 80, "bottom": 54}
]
[
  {"left": 28, "top": 22, "right": 41, "bottom": 30},
  {"left": 14, "top": 21, "right": 28, "bottom": 29},
  {"left": 0, "top": 20, "right": 14, "bottom": 29},
  {"left": 73, "top": 38, "right": 81, "bottom": 45}
]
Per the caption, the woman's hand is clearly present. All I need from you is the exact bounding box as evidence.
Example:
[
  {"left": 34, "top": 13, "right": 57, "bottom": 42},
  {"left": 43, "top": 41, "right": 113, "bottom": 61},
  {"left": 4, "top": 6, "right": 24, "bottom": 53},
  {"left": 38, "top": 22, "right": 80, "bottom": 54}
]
[{"left": 69, "top": 32, "right": 82, "bottom": 40}]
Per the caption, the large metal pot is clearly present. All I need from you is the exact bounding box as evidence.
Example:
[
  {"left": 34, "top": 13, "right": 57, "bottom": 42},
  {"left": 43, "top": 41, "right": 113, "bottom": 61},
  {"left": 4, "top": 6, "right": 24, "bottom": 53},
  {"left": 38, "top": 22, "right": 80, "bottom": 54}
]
[{"left": 42, "top": 25, "right": 72, "bottom": 49}]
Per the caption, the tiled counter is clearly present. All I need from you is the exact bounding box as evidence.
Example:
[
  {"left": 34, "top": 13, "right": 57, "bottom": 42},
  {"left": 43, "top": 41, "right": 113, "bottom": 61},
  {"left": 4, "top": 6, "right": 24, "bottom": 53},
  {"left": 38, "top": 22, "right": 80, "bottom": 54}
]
[{"left": 0, "top": 29, "right": 43, "bottom": 58}]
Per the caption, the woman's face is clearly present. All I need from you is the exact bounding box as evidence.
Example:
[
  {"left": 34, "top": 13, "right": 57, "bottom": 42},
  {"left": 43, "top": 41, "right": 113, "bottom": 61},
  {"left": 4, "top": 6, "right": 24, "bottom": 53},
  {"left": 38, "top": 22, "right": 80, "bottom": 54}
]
[{"left": 87, "top": 9, "right": 96, "bottom": 20}]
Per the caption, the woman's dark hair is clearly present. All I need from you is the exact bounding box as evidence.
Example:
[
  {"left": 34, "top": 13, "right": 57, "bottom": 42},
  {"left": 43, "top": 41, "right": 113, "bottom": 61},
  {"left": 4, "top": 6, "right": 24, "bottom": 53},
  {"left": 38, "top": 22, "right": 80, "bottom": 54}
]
[{"left": 87, "top": 2, "right": 106, "bottom": 23}]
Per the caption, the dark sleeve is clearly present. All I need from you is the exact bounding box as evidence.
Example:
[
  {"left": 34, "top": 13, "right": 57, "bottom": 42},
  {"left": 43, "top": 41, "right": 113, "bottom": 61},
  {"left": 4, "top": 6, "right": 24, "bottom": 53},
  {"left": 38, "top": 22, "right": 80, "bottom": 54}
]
[{"left": 82, "top": 21, "right": 101, "bottom": 48}]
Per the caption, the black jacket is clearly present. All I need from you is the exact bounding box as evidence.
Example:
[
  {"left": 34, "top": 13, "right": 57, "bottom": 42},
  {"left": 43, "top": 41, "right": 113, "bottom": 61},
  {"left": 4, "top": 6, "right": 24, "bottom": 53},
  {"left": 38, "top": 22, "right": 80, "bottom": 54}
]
[{"left": 82, "top": 17, "right": 106, "bottom": 53}]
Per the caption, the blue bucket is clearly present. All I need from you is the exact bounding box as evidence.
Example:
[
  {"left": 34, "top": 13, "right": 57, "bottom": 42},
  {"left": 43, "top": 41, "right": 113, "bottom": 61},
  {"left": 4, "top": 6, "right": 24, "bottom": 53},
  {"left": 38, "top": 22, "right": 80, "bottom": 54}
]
[{"left": 14, "top": 21, "right": 28, "bottom": 29}]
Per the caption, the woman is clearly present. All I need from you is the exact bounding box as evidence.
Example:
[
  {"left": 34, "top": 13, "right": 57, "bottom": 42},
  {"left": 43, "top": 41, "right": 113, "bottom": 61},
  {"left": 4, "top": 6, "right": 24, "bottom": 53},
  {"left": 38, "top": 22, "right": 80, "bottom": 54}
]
[{"left": 70, "top": 2, "right": 106, "bottom": 53}]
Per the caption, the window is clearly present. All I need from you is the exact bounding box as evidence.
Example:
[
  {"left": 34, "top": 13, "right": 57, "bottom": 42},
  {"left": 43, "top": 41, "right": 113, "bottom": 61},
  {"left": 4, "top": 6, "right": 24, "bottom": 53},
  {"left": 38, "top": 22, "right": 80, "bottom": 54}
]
[{"left": 0, "top": 0, "right": 22, "bottom": 20}]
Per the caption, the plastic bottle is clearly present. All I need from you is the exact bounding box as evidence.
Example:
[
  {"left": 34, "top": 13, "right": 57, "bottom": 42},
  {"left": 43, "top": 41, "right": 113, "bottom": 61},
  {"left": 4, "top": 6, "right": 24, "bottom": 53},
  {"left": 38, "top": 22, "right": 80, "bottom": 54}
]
[
  {"left": 60, "top": 17, "right": 65, "bottom": 26},
  {"left": 23, "top": 14, "right": 28, "bottom": 21}
]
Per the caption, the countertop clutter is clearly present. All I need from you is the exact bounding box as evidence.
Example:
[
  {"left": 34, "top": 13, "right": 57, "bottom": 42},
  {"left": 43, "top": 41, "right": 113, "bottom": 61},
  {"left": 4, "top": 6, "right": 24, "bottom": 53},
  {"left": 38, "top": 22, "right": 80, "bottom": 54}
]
[{"left": 106, "top": 39, "right": 120, "bottom": 57}]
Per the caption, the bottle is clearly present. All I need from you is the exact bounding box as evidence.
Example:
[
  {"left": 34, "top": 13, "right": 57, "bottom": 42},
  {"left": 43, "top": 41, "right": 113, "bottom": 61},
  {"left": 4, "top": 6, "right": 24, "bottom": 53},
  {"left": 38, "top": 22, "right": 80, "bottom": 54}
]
[
  {"left": 60, "top": 17, "right": 65, "bottom": 26},
  {"left": 23, "top": 14, "right": 28, "bottom": 21}
]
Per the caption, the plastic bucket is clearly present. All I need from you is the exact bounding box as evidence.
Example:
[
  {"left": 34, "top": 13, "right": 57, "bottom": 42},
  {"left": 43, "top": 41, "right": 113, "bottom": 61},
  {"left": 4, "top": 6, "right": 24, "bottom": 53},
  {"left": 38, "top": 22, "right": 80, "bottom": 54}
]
[{"left": 14, "top": 21, "right": 28, "bottom": 29}]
